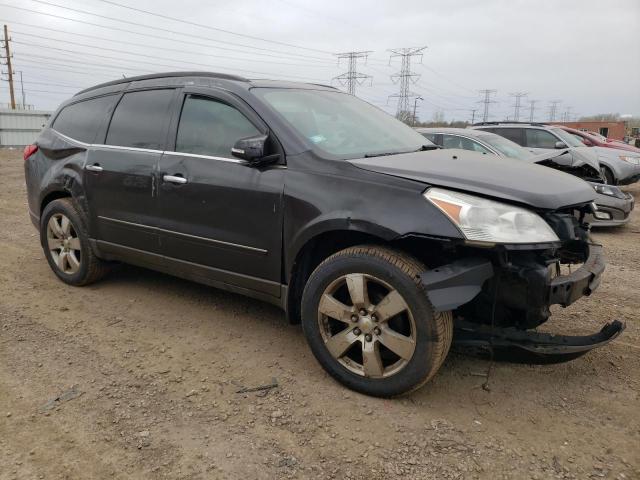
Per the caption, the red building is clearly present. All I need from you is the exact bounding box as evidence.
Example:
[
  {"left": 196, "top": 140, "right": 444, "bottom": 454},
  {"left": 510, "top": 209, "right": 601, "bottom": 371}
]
[{"left": 552, "top": 121, "right": 626, "bottom": 140}]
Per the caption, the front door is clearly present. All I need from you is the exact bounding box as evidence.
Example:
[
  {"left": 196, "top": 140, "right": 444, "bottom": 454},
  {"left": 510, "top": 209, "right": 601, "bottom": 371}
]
[
  {"left": 86, "top": 88, "right": 177, "bottom": 254},
  {"left": 156, "top": 90, "right": 284, "bottom": 298}
]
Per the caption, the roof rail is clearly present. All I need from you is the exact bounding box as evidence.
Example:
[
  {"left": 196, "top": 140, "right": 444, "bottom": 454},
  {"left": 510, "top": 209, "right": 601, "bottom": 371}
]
[
  {"left": 75, "top": 71, "right": 248, "bottom": 96},
  {"left": 472, "top": 121, "right": 548, "bottom": 127}
]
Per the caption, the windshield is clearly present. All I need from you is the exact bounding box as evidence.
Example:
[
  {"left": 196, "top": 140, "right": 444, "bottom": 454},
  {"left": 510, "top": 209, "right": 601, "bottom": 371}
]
[
  {"left": 252, "top": 88, "right": 431, "bottom": 158},
  {"left": 476, "top": 134, "right": 533, "bottom": 161},
  {"left": 551, "top": 128, "right": 585, "bottom": 148}
]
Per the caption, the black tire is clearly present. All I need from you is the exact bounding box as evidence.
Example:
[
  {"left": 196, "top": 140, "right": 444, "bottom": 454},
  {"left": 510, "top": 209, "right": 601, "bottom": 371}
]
[
  {"left": 602, "top": 166, "right": 616, "bottom": 185},
  {"left": 301, "top": 245, "right": 453, "bottom": 397},
  {"left": 40, "top": 198, "right": 109, "bottom": 286}
]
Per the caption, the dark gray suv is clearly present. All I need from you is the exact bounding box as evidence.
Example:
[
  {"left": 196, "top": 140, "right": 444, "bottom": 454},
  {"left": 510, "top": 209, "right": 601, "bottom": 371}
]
[{"left": 23, "top": 72, "right": 623, "bottom": 397}]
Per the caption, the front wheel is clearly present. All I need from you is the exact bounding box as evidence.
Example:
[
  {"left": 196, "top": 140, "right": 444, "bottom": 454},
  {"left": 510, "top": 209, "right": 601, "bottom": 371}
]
[{"left": 301, "top": 245, "right": 453, "bottom": 397}]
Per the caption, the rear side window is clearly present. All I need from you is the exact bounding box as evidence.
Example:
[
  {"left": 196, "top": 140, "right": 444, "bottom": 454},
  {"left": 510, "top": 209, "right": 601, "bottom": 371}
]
[
  {"left": 441, "top": 134, "right": 491, "bottom": 153},
  {"left": 106, "top": 89, "right": 175, "bottom": 149},
  {"left": 52, "top": 95, "right": 117, "bottom": 143},
  {"left": 175, "top": 95, "right": 261, "bottom": 158},
  {"left": 524, "top": 129, "right": 558, "bottom": 149}
]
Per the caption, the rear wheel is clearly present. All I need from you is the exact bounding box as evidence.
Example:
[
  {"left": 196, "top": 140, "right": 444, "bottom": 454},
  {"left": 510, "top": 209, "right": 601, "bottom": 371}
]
[
  {"left": 40, "top": 198, "right": 109, "bottom": 286},
  {"left": 301, "top": 245, "right": 452, "bottom": 397}
]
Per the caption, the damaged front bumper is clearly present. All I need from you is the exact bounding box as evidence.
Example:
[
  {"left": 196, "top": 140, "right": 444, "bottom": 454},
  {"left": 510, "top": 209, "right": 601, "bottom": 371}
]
[{"left": 418, "top": 242, "right": 621, "bottom": 360}]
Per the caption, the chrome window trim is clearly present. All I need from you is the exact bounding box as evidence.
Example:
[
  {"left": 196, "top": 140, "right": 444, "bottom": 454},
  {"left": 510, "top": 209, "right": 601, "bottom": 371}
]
[
  {"left": 52, "top": 129, "right": 247, "bottom": 163},
  {"left": 163, "top": 150, "right": 246, "bottom": 164},
  {"left": 98, "top": 216, "right": 268, "bottom": 255}
]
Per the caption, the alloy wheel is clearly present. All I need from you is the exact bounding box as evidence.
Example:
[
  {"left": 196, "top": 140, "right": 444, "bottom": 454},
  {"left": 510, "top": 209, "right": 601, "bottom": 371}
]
[
  {"left": 317, "top": 273, "right": 416, "bottom": 378},
  {"left": 46, "top": 213, "right": 82, "bottom": 275}
]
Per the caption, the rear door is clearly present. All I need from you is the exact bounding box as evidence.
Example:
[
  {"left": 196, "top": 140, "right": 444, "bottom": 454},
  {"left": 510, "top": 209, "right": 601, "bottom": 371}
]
[
  {"left": 85, "top": 88, "right": 178, "bottom": 253},
  {"left": 156, "top": 89, "right": 285, "bottom": 298}
]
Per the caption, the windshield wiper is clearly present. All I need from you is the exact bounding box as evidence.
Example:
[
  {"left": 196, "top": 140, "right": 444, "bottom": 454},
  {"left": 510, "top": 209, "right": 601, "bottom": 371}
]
[{"left": 364, "top": 145, "right": 438, "bottom": 158}]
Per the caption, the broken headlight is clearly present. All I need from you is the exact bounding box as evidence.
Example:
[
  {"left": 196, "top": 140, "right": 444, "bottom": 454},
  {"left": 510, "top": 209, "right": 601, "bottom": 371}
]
[
  {"left": 424, "top": 188, "right": 559, "bottom": 244},
  {"left": 592, "top": 183, "right": 627, "bottom": 199}
]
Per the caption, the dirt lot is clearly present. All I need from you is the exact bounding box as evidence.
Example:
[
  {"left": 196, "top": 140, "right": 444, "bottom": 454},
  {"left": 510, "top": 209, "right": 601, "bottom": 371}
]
[{"left": 1, "top": 148, "right": 638, "bottom": 480}]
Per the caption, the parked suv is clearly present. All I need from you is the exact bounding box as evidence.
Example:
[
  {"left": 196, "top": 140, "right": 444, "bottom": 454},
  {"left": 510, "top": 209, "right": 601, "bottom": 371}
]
[
  {"left": 471, "top": 122, "right": 640, "bottom": 187},
  {"left": 24, "top": 72, "right": 623, "bottom": 397},
  {"left": 553, "top": 125, "right": 640, "bottom": 185},
  {"left": 418, "top": 127, "right": 635, "bottom": 227}
]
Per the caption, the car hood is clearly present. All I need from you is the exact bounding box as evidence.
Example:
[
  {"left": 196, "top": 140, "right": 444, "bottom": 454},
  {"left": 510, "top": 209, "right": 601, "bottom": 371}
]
[
  {"left": 593, "top": 145, "right": 640, "bottom": 159},
  {"left": 350, "top": 149, "right": 596, "bottom": 210}
]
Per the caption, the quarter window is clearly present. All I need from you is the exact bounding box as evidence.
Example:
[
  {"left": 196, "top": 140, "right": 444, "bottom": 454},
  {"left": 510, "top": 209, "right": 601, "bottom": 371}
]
[
  {"left": 106, "top": 89, "right": 175, "bottom": 149},
  {"left": 175, "top": 95, "right": 261, "bottom": 158},
  {"left": 494, "top": 128, "right": 524, "bottom": 145},
  {"left": 524, "top": 129, "right": 559, "bottom": 149},
  {"left": 52, "top": 95, "right": 117, "bottom": 143}
]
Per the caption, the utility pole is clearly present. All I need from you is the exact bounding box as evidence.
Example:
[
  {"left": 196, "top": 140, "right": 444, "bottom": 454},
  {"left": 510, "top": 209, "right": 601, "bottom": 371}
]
[
  {"left": 2, "top": 24, "right": 16, "bottom": 109},
  {"left": 548, "top": 100, "right": 562, "bottom": 122},
  {"left": 561, "top": 106, "right": 573, "bottom": 122},
  {"left": 527, "top": 99, "right": 538, "bottom": 122},
  {"left": 477, "top": 89, "right": 497, "bottom": 122},
  {"left": 388, "top": 46, "right": 427, "bottom": 118},
  {"left": 510, "top": 92, "right": 528, "bottom": 122},
  {"left": 332, "top": 51, "right": 372, "bottom": 96},
  {"left": 470, "top": 108, "right": 477, "bottom": 124},
  {"left": 412, "top": 96, "right": 423, "bottom": 126}
]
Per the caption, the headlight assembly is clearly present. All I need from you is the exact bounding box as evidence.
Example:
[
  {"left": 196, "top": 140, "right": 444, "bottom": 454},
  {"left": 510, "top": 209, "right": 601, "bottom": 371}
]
[
  {"left": 424, "top": 188, "right": 559, "bottom": 244},
  {"left": 592, "top": 183, "right": 626, "bottom": 199},
  {"left": 619, "top": 155, "right": 640, "bottom": 165}
]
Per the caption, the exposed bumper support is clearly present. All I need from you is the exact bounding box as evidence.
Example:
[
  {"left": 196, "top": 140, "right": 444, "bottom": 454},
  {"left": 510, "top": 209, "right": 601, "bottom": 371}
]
[
  {"left": 453, "top": 318, "right": 625, "bottom": 363},
  {"left": 549, "top": 244, "right": 604, "bottom": 307},
  {"left": 419, "top": 258, "right": 494, "bottom": 312}
]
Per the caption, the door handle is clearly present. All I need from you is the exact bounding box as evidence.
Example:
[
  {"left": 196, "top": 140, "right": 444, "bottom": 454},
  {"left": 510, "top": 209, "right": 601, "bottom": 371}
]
[
  {"left": 86, "top": 164, "right": 103, "bottom": 172},
  {"left": 163, "top": 174, "right": 187, "bottom": 185}
]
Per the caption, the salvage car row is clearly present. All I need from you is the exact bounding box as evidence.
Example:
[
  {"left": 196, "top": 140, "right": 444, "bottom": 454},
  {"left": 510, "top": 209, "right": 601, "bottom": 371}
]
[{"left": 417, "top": 122, "right": 639, "bottom": 227}]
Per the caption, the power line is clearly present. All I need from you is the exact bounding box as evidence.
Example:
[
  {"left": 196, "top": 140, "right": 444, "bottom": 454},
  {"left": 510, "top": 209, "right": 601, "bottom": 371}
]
[
  {"left": 87, "top": 0, "right": 332, "bottom": 54},
  {"left": 388, "top": 46, "right": 427, "bottom": 117},
  {"left": 509, "top": 92, "right": 527, "bottom": 122},
  {"left": 478, "top": 89, "right": 497, "bottom": 122},
  {"left": 8, "top": 27, "right": 334, "bottom": 68},
  {"left": 332, "top": 51, "right": 372, "bottom": 96},
  {"left": 0, "top": 3, "right": 333, "bottom": 63},
  {"left": 11, "top": 40, "right": 329, "bottom": 82}
]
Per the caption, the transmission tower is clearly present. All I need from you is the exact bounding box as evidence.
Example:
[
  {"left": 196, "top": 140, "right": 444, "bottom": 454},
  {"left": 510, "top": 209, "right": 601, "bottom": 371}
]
[
  {"left": 527, "top": 99, "right": 538, "bottom": 122},
  {"left": 548, "top": 100, "right": 562, "bottom": 121},
  {"left": 477, "top": 89, "right": 497, "bottom": 122},
  {"left": 388, "top": 47, "right": 427, "bottom": 117},
  {"left": 510, "top": 92, "right": 528, "bottom": 122},
  {"left": 561, "top": 106, "right": 573, "bottom": 122},
  {"left": 332, "top": 51, "right": 372, "bottom": 96}
]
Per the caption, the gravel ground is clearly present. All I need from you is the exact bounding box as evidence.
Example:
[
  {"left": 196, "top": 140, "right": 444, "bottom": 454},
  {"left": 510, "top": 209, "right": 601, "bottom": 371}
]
[{"left": 1, "top": 149, "right": 638, "bottom": 480}]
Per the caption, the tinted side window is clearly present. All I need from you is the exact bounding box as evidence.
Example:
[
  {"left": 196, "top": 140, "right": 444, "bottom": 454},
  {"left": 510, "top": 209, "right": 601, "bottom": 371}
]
[
  {"left": 52, "top": 95, "right": 117, "bottom": 143},
  {"left": 494, "top": 128, "right": 524, "bottom": 145},
  {"left": 442, "top": 134, "right": 491, "bottom": 153},
  {"left": 106, "top": 89, "right": 175, "bottom": 149},
  {"left": 420, "top": 132, "right": 436, "bottom": 143},
  {"left": 175, "top": 95, "right": 261, "bottom": 157},
  {"left": 524, "top": 129, "right": 558, "bottom": 149}
]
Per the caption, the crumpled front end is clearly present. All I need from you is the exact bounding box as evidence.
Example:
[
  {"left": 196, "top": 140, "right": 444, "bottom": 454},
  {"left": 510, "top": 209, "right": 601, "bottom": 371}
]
[{"left": 413, "top": 203, "right": 624, "bottom": 361}]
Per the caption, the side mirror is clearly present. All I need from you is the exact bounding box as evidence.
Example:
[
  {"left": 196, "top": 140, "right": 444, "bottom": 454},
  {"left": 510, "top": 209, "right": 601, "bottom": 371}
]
[
  {"left": 231, "top": 134, "right": 268, "bottom": 162},
  {"left": 554, "top": 141, "right": 567, "bottom": 149}
]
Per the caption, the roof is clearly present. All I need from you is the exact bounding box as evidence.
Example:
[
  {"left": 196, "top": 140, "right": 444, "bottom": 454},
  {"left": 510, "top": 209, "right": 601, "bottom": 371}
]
[{"left": 75, "top": 71, "right": 338, "bottom": 97}]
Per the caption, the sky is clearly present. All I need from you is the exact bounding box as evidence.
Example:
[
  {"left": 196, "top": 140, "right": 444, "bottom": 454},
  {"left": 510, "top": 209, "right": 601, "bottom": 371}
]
[{"left": 0, "top": 0, "right": 638, "bottom": 122}]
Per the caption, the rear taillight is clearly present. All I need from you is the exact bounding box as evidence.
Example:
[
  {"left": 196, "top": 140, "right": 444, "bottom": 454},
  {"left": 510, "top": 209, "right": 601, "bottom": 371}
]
[{"left": 23, "top": 144, "right": 38, "bottom": 161}]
